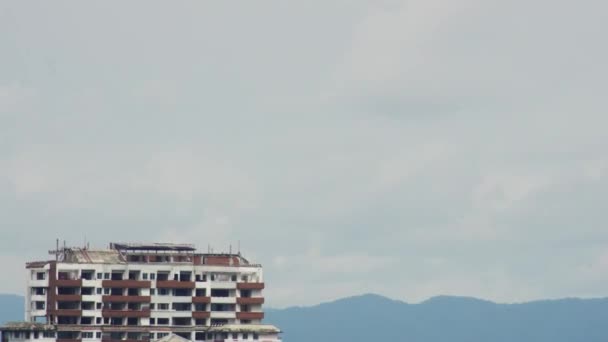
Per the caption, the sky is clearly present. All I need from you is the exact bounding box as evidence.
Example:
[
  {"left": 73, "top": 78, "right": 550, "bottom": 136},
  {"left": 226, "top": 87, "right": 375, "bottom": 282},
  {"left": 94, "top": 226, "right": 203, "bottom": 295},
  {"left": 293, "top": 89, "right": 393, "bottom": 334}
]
[{"left": 1, "top": 1, "right": 607, "bottom": 308}]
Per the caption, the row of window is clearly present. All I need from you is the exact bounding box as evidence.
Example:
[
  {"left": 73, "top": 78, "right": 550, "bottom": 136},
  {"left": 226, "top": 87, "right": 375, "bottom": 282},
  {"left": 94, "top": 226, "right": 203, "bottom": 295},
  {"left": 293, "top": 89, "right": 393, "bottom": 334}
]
[{"left": 48, "top": 287, "right": 242, "bottom": 297}]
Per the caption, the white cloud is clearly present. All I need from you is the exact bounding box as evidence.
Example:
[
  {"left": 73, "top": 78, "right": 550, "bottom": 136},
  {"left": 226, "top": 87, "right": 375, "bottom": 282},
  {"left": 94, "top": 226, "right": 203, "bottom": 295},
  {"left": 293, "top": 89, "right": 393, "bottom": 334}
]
[{"left": 0, "top": 0, "right": 607, "bottom": 307}]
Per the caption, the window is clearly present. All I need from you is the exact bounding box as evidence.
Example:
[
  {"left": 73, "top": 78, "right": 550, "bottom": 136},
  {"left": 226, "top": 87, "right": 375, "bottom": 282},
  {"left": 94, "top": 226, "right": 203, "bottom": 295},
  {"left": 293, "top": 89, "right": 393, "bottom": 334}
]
[
  {"left": 172, "top": 303, "right": 191, "bottom": 311},
  {"left": 96, "top": 288, "right": 102, "bottom": 295},
  {"left": 158, "top": 288, "right": 169, "bottom": 296},
  {"left": 142, "top": 273, "right": 148, "bottom": 280},
  {"left": 96, "top": 303, "right": 102, "bottom": 310},
  {"left": 232, "top": 333, "right": 238, "bottom": 339},
  {"left": 150, "top": 273, "right": 156, "bottom": 280},
  {"left": 36, "top": 272, "right": 45, "bottom": 280},
  {"left": 96, "top": 318, "right": 101, "bottom": 324},
  {"left": 243, "top": 333, "right": 249, "bottom": 339},
  {"left": 81, "top": 287, "right": 94, "bottom": 295},
  {"left": 150, "top": 303, "right": 155, "bottom": 310},
  {"left": 97, "top": 273, "right": 102, "bottom": 279},
  {"left": 81, "top": 302, "right": 95, "bottom": 310},
  {"left": 158, "top": 303, "right": 169, "bottom": 310},
  {"left": 157, "top": 318, "right": 169, "bottom": 325},
  {"left": 104, "top": 288, "right": 110, "bottom": 295},
  {"left": 43, "top": 332, "right": 55, "bottom": 338},
  {"left": 150, "top": 289, "right": 155, "bottom": 295},
  {"left": 82, "top": 332, "right": 93, "bottom": 339},
  {"left": 149, "top": 318, "right": 155, "bottom": 325},
  {"left": 96, "top": 332, "right": 101, "bottom": 339},
  {"left": 81, "top": 270, "right": 94, "bottom": 280},
  {"left": 157, "top": 333, "right": 169, "bottom": 338},
  {"left": 195, "top": 332, "right": 205, "bottom": 341},
  {"left": 253, "top": 333, "right": 259, "bottom": 340},
  {"left": 32, "top": 287, "right": 45, "bottom": 295},
  {"left": 104, "top": 273, "right": 110, "bottom": 279}
]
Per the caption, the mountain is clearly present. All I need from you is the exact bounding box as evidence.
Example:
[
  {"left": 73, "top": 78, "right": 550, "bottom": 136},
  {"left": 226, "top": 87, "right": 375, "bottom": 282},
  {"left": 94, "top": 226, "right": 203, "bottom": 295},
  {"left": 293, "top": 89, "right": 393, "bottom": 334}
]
[
  {"left": 3, "top": 293, "right": 608, "bottom": 341},
  {"left": 0, "top": 294, "right": 23, "bottom": 324},
  {"left": 265, "top": 293, "right": 608, "bottom": 342}
]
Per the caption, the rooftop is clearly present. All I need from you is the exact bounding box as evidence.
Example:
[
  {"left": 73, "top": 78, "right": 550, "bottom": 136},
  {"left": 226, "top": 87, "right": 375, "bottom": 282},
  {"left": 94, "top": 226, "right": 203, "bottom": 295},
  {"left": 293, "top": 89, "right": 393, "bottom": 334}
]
[
  {"left": 208, "top": 324, "right": 281, "bottom": 334},
  {"left": 153, "top": 334, "right": 192, "bottom": 342}
]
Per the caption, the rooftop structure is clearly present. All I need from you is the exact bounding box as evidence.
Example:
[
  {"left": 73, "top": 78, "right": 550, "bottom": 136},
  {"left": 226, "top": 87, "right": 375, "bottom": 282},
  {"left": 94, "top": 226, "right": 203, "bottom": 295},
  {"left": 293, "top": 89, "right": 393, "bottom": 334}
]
[{"left": 1, "top": 241, "right": 281, "bottom": 342}]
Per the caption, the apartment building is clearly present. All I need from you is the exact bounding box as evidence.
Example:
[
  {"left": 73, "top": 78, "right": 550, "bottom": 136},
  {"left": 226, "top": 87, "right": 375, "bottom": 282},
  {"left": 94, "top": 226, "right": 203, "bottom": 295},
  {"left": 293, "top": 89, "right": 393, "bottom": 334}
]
[{"left": 1, "top": 242, "right": 281, "bottom": 342}]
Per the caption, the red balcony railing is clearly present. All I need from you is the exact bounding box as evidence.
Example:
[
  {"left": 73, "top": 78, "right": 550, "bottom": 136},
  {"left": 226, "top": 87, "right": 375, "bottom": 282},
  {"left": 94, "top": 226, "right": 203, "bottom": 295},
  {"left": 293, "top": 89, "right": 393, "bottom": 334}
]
[
  {"left": 55, "top": 279, "right": 83, "bottom": 287},
  {"left": 156, "top": 280, "right": 195, "bottom": 289},
  {"left": 101, "top": 295, "right": 151, "bottom": 303},
  {"left": 101, "top": 309, "right": 151, "bottom": 318},
  {"left": 236, "top": 282, "right": 264, "bottom": 290},
  {"left": 101, "top": 280, "right": 151, "bottom": 288},
  {"left": 192, "top": 296, "right": 211, "bottom": 304},
  {"left": 192, "top": 311, "right": 211, "bottom": 319},
  {"left": 236, "top": 312, "right": 264, "bottom": 320},
  {"left": 236, "top": 297, "right": 264, "bottom": 305},
  {"left": 55, "top": 295, "right": 82, "bottom": 302},
  {"left": 49, "top": 309, "right": 82, "bottom": 317}
]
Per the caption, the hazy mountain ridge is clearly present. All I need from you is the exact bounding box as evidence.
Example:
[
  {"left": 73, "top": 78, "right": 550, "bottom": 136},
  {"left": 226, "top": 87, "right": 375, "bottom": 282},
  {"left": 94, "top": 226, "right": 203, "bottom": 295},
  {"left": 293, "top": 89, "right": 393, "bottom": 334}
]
[
  {"left": 266, "top": 293, "right": 608, "bottom": 342},
  {"left": 0, "top": 295, "right": 23, "bottom": 325},
  {"left": 3, "top": 293, "right": 608, "bottom": 341}
]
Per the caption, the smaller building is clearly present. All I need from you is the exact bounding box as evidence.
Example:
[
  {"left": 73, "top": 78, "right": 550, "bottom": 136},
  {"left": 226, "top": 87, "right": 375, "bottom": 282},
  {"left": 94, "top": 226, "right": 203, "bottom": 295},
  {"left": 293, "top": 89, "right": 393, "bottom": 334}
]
[
  {"left": 1, "top": 323, "right": 281, "bottom": 342},
  {"left": 0, "top": 323, "right": 55, "bottom": 342}
]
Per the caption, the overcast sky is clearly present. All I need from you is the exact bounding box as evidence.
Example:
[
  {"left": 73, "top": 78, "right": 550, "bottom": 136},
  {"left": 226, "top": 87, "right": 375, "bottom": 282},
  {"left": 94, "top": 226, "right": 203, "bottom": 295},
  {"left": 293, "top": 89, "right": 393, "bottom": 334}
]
[{"left": 1, "top": 1, "right": 607, "bottom": 308}]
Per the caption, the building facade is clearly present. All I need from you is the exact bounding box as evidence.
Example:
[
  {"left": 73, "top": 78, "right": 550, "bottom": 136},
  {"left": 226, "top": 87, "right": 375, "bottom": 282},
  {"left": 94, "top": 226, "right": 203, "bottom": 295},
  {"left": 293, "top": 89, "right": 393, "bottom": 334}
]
[{"left": 2, "top": 242, "right": 281, "bottom": 342}]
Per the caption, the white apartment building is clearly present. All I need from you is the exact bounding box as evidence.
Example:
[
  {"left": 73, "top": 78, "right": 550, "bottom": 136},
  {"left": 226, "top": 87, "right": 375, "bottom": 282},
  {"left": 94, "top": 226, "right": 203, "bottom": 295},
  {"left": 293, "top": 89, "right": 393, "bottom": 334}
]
[{"left": 1, "top": 242, "right": 281, "bottom": 342}]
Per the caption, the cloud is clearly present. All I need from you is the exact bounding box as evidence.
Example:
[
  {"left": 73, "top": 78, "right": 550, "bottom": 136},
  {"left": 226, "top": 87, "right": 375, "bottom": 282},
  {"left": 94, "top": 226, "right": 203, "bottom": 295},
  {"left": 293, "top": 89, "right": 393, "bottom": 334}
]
[{"left": 0, "top": 0, "right": 607, "bottom": 307}]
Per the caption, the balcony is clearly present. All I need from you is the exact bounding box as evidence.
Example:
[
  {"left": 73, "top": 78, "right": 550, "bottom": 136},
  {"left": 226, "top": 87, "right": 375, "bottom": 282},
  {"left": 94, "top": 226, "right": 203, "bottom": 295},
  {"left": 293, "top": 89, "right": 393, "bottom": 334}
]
[
  {"left": 57, "top": 339, "right": 82, "bottom": 342},
  {"left": 102, "top": 280, "right": 151, "bottom": 288},
  {"left": 156, "top": 281, "right": 195, "bottom": 289},
  {"left": 102, "top": 295, "right": 151, "bottom": 303},
  {"left": 237, "top": 297, "right": 264, "bottom": 305},
  {"left": 55, "top": 295, "right": 82, "bottom": 302},
  {"left": 49, "top": 309, "right": 82, "bottom": 317},
  {"left": 192, "top": 311, "right": 211, "bottom": 319},
  {"left": 236, "top": 312, "right": 264, "bottom": 320},
  {"left": 102, "top": 309, "right": 151, "bottom": 318},
  {"left": 192, "top": 296, "right": 211, "bottom": 304},
  {"left": 210, "top": 311, "right": 236, "bottom": 319},
  {"left": 236, "top": 282, "right": 264, "bottom": 290},
  {"left": 55, "top": 279, "right": 82, "bottom": 287},
  {"left": 210, "top": 297, "right": 236, "bottom": 304}
]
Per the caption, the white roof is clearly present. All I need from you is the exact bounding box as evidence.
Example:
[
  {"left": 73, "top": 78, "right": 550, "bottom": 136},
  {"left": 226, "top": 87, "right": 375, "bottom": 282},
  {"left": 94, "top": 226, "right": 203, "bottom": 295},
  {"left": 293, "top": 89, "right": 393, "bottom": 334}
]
[
  {"left": 154, "top": 334, "right": 192, "bottom": 342},
  {"left": 208, "top": 324, "right": 281, "bottom": 334}
]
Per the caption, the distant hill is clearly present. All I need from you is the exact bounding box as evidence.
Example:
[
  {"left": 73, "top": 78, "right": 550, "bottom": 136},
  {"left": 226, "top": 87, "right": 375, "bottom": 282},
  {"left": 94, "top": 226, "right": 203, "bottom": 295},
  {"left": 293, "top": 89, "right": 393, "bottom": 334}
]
[
  {"left": 0, "top": 294, "right": 23, "bottom": 324},
  {"left": 265, "top": 293, "right": 608, "bottom": 342},
  {"left": 3, "top": 293, "right": 608, "bottom": 341}
]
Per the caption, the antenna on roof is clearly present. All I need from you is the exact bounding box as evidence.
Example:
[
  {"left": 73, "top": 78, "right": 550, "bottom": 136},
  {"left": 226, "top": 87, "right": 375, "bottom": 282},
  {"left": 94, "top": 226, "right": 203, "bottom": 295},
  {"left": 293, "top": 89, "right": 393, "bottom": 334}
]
[
  {"left": 56, "top": 239, "right": 59, "bottom": 261},
  {"left": 238, "top": 240, "right": 241, "bottom": 255}
]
